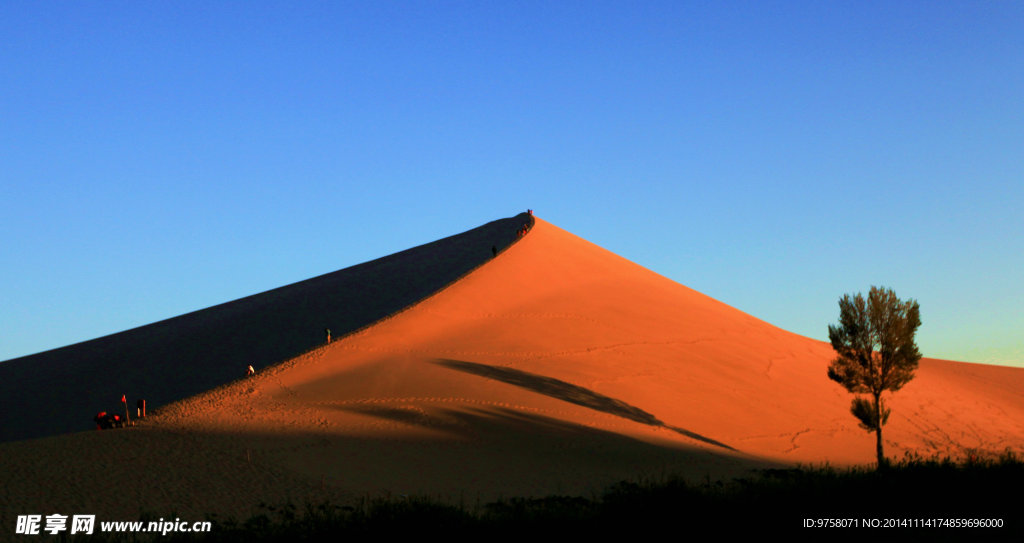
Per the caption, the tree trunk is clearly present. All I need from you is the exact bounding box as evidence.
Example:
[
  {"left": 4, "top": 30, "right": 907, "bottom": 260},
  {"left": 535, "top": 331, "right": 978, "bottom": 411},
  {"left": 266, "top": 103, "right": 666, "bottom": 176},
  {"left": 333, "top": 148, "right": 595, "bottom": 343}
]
[{"left": 874, "top": 393, "right": 885, "bottom": 469}]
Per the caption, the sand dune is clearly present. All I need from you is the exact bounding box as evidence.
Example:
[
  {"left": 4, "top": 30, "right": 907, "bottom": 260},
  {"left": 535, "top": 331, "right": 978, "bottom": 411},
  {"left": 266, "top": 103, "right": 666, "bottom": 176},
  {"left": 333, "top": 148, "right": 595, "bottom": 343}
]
[{"left": 2, "top": 214, "right": 1023, "bottom": 523}]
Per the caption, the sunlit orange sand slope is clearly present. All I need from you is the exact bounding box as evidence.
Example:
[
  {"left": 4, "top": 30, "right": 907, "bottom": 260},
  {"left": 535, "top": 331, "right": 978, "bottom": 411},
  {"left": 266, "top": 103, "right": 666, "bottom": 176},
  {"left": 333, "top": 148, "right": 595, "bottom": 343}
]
[{"left": 165, "top": 216, "right": 1024, "bottom": 469}]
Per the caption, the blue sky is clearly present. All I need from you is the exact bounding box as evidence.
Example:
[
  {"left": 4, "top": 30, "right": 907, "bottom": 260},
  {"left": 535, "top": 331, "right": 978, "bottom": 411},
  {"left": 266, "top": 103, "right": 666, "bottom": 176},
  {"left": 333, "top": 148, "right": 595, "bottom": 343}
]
[{"left": 2, "top": 2, "right": 1021, "bottom": 367}]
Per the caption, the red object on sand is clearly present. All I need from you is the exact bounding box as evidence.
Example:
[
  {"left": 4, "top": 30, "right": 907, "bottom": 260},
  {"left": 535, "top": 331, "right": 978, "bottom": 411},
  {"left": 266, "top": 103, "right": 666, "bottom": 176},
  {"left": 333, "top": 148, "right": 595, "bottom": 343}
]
[{"left": 121, "top": 394, "right": 126, "bottom": 403}]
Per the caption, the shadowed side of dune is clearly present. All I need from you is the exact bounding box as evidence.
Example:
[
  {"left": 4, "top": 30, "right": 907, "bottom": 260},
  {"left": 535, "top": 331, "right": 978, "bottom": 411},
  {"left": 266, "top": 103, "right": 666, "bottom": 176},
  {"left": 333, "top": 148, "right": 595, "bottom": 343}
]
[{"left": 0, "top": 213, "right": 534, "bottom": 443}]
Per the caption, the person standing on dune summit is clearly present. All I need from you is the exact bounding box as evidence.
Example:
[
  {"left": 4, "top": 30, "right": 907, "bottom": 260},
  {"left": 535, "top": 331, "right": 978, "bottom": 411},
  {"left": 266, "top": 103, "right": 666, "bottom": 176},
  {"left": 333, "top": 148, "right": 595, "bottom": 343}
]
[{"left": 325, "top": 328, "right": 332, "bottom": 344}]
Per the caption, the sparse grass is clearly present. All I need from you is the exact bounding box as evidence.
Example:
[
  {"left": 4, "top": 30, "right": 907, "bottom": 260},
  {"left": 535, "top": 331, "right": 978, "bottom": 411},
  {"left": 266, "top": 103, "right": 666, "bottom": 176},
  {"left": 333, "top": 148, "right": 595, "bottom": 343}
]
[{"left": 73, "top": 452, "right": 1022, "bottom": 541}]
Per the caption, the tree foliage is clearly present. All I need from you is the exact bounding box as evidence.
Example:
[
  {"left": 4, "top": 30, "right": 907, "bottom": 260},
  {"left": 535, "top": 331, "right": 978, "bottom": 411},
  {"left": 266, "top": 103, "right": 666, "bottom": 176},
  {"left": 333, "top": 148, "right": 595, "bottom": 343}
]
[
  {"left": 827, "top": 286, "right": 921, "bottom": 468},
  {"left": 850, "top": 397, "right": 889, "bottom": 432}
]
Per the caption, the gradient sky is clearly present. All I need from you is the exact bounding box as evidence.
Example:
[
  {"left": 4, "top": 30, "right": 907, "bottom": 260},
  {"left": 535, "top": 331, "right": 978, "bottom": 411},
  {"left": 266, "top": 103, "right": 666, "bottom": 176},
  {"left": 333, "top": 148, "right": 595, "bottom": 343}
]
[{"left": 2, "top": 2, "right": 1022, "bottom": 367}]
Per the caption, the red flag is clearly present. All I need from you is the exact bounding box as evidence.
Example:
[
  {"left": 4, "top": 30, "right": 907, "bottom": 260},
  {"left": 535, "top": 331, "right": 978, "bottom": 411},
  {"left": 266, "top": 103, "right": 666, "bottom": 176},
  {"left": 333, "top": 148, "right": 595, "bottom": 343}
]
[{"left": 121, "top": 394, "right": 126, "bottom": 403}]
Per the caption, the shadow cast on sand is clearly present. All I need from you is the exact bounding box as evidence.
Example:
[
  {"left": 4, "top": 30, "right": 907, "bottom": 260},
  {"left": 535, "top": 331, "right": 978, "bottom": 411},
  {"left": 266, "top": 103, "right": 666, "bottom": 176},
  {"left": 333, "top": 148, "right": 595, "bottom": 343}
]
[
  {"left": 0, "top": 407, "right": 776, "bottom": 524},
  {"left": 338, "top": 403, "right": 653, "bottom": 443},
  {"left": 434, "top": 359, "right": 736, "bottom": 451}
]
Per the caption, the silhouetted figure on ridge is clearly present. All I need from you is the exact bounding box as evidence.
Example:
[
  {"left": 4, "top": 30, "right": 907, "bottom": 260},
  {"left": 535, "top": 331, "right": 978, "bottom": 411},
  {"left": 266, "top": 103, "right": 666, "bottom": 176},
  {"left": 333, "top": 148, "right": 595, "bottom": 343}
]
[{"left": 93, "top": 411, "right": 123, "bottom": 430}]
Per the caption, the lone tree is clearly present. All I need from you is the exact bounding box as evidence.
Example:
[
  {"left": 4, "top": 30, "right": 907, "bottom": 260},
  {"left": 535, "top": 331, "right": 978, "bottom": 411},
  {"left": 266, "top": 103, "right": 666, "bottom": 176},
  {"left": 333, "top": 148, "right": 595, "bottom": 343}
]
[{"left": 827, "top": 286, "right": 921, "bottom": 468}]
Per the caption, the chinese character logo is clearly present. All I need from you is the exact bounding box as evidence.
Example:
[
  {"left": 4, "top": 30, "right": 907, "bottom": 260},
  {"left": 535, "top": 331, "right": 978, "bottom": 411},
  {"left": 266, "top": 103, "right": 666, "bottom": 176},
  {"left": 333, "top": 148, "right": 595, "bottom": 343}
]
[{"left": 15, "top": 515, "right": 41, "bottom": 535}]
